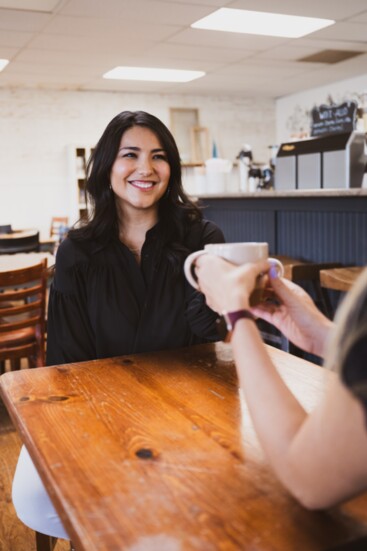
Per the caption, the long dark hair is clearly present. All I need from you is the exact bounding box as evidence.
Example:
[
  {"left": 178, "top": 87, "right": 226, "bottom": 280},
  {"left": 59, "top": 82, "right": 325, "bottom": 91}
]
[{"left": 69, "top": 111, "right": 202, "bottom": 269}]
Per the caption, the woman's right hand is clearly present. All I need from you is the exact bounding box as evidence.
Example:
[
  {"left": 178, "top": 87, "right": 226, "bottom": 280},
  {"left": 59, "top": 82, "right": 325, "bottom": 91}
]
[{"left": 252, "top": 272, "right": 334, "bottom": 358}]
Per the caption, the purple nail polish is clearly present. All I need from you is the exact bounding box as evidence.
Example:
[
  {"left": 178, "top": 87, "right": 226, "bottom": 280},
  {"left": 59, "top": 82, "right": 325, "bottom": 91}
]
[{"left": 269, "top": 265, "right": 278, "bottom": 279}]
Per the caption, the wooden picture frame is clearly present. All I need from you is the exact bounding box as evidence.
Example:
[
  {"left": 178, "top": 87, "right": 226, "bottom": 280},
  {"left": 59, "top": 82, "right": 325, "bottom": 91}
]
[
  {"left": 169, "top": 108, "right": 199, "bottom": 163},
  {"left": 191, "top": 126, "right": 210, "bottom": 163}
]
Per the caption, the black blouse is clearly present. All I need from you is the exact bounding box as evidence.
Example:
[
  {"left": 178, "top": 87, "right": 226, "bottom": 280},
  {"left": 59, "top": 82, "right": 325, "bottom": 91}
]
[{"left": 46, "top": 219, "right": 224, "bottom": 366}]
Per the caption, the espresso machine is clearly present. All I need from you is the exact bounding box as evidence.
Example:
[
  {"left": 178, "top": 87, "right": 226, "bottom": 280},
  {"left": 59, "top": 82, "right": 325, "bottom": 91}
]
[{"left": 275, "top": 131, "right": 366, "bottom": 190}]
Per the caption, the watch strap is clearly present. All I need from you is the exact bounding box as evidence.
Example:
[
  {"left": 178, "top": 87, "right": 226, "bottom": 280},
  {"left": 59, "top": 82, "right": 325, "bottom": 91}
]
[{"left": 223, "top": 309, "right": 255, "bottom": 331}]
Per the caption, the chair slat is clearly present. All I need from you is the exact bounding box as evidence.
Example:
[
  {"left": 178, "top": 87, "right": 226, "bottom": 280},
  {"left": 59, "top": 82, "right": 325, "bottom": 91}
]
[
  {"left": 0, "top": 260, "right": 47, "bottom": 370},
  {"left": 0, "top": 283, "right": 42, "bottom": 302},
  {"left": 0, "top": 314, "right": 40, "bottom": 332},
  {"left": 0, "top": 299, "right": 42, "bottom": 318}
]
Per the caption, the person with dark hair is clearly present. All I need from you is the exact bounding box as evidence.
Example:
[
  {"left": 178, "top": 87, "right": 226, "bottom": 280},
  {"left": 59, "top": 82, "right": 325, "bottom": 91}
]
[
  {"left": 195, "top": 255, "right": 367, "bottom": 509},
  {"left": 12, "top": 111, "right": 224, "bottom": 541},
  {"left": 44, "top": 110, "right": 224, "bottom": 364}
]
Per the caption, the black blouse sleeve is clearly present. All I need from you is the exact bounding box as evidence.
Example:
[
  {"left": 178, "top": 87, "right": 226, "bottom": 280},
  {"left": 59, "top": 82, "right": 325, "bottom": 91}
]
[
  {"left": 184, "top": 220, "right": 225, "bottom": 342},
  {"left": 46, "top": 239, "right": 96, "bottom": 366}
]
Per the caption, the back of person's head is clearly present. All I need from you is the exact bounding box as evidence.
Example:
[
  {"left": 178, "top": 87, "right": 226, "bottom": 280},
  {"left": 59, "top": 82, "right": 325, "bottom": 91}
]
[{"left": 325, "top": 267, "right": 367, "bottom": 404}]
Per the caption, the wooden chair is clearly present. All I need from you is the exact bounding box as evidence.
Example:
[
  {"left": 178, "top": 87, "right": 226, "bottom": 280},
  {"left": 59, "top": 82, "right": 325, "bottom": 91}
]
[
  {"left": 35, "top": 532, "right": 74, "bottom": 551},
  {"left": 319, "top": 266, "right": 364, "bottom": 318},
  {"left": 50, "top": 217, "right": 69, "bottom": 239},
  {"left": 0, "top": 224, "right": 12, "bottom": 234},
  {"left": 319, "top": 266, "right": 364, "bottom": 292},
  {"left": 274, "top": 256, "right": 343, "bottom": 317},
  {"left": 0, "top": 260, "right": 47, "bottom": 373},
  {"left": 35, "top": 533, "right": 58, "bottom": 551}
]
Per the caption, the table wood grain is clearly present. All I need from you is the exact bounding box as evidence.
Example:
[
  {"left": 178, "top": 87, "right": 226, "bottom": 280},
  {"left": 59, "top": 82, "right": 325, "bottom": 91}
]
[{"left": 1, "top": 343, "right": 367, "bottom": 551}]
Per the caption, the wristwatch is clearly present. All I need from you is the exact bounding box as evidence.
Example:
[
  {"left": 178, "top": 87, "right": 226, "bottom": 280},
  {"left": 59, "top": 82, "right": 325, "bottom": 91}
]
[
  {"left": 223, "top": 309, "right": 255, "bottom": 331},
  {"left": 216, "top": 309, "right": 255, "bottom": 340}
]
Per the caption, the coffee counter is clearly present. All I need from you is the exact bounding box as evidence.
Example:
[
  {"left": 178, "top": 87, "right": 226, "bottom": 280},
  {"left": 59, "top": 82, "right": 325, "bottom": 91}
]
[{"left": 194, "top": 189, "right": 367, "bottom": 265}]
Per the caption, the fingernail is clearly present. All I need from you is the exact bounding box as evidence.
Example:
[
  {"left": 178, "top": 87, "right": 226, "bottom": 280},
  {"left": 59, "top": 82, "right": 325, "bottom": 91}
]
[{"left": 269, "top": 265, "right": 278, "bottom": 279}]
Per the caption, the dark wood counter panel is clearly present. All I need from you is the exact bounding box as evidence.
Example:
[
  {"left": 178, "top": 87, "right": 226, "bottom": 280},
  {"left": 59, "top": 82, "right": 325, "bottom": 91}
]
[{"left": 195, "top": 190, "right": 367, "bottom": 266}]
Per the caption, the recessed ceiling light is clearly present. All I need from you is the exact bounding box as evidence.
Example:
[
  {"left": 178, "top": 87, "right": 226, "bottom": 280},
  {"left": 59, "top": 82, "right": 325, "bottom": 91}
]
[
  {"left": 191, "top": 8, "right": 334, "bottom": 38},
  {"left": 103, "top": 66, "right": 205, "bottom": 83},
  {"left": 0, "top": 59, "right": 9, "bottom": 72}
]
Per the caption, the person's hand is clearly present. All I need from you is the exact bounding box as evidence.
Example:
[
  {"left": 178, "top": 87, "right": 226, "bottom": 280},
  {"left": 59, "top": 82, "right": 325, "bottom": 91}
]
[
  {"left": 252, "top": 270, "right": 334, "bottom": 357},
  {"left": 195, "top": 255, "right": 270, "bottom": 314}
]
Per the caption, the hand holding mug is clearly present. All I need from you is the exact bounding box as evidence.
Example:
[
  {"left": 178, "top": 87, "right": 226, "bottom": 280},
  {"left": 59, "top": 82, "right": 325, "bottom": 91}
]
[{"left": 184, "top": 242, "right": 284, "bottom": 307}]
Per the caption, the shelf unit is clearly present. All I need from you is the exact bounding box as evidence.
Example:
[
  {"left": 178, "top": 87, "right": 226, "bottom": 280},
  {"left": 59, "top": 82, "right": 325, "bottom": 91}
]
[{"left": 68, "top": 146, "right": 94, "bottom": 225}]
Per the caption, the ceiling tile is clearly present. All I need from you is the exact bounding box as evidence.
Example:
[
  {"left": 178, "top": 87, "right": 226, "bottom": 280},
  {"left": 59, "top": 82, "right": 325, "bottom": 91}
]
[
  {"left": 168, "top": 27, "right": 289, "bottom": 50},
  {"left": 0, "top": 7, "right": 51, "bottom": 31},
  {"left": 228, "top": 0, "right": 367, "bottom": 20},
  {"left": 146, "top": 42, "right": 251, "bottom": 63},
  {"left": 0, "top": 0, "right": 59, "bottom": 10},
  {"left": 310, "top": 21, "right": 367, "bottom": 42},
  {"left": 0, "top": 29, "right": 33, "bottom": 48}
]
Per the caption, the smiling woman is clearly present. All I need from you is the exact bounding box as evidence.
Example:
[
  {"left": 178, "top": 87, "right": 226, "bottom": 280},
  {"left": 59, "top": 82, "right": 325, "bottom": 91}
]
[{"left": 11, "top": 110, "right": 225, "bottom": 543}]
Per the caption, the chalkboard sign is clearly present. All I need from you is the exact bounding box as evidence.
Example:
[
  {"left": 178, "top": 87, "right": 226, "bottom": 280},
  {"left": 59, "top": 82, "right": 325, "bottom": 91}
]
[{"left": 311, "top": 100, "right": 358, "bottom": 137}]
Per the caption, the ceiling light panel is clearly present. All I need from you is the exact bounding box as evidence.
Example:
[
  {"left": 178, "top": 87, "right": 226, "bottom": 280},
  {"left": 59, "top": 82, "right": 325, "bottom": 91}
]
[
  {"left": 0, "top": 58, "right": 9, "bottom": 71},
  {"left": 191, "top": 8, "right": 335, "bottom": 38},
  {"left": 103, "top": 66, "right": 205, "bottom": 83}
]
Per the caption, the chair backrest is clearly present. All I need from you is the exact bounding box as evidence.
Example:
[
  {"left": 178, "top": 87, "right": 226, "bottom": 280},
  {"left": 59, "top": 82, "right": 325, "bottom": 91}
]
[
  {"left": 0, "top": 224, "right": 12, "bottom": 234},
  {"left": 50, "top": 217, "right": 69, "bottom": 238},
  {"left": 0, "top": 260, "right": 47, "bottom": 366}
]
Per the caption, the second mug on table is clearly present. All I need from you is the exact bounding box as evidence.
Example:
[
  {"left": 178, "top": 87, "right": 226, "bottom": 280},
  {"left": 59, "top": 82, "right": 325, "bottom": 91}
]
[{"left": 184, "top": 242, "right": 284, "bottom": 306}]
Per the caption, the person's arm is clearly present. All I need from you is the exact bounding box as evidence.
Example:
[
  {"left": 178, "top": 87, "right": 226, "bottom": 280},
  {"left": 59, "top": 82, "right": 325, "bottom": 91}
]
[
  {"left": 195, "top": 255, "right": 333, "bottom": 357},
  {"left": 195, "top": 255, "right": 367, "bottom": 507},
  {"left": 232, "top": 319, "right": 367, "bottom": 509},
  {"left": 46, "top": 239, "right": 96, "bottom": 365}
]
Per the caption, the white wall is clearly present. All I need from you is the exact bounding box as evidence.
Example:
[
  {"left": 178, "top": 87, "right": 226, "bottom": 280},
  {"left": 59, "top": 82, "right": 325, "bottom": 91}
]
[
  {"left": 276, "top": 73, "right": 367, "bottom": 144},
  {"left": 0, "top": 88, "right": 275, "bottom": 239}
]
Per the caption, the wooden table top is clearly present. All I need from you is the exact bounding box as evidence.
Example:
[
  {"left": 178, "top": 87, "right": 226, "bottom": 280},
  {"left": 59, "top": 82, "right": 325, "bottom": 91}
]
[
  {"left": 0, "top": 252, "right": 54, "bottom": 272},
  {"left": 320, "top": 266, "right": 364, "bottom": 292},
  {"left": 1, "top": 343, "right": 367, "bottom": 551},
  {"left": 0, "top": 228, "right": 39, "bottom": 240}
]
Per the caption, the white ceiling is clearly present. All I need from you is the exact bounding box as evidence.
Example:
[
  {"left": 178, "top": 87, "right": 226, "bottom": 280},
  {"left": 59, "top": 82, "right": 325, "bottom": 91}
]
[{"left": 1, "top": 0, "right": 367, "bottom": 99}]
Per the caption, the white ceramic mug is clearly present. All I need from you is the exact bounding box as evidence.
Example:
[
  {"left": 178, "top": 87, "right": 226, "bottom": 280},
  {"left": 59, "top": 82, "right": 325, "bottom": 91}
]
[{"left": 184, "top": 242, "right": 284, "bottom": 306}]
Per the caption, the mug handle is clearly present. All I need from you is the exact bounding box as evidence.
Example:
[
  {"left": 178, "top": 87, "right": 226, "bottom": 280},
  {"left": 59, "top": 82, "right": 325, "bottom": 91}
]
[
  {"left": 184, "top": 250, "right": 207, "bottom": 289},
  {"left": 268, "top": 257, "right": 284, "bottom": 278}
]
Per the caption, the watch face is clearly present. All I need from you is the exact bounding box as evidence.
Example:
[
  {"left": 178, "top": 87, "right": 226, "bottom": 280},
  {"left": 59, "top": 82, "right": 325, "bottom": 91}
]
[{"left": 215, "top": 316, "right": 228, "bottom": 340}]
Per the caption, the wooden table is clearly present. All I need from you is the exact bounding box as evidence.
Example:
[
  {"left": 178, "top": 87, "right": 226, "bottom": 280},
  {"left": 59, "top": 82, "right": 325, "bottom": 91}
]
[
  {"left": 0, "top": 229, "right": 38, "bottom": 240},
  {"left": 320, "top": 266, "right": 364, "bottom": 292},
  {"left": 1, "top": 343, "right": 367, "bottom": 551},
  {"left": 0, "top": 252, "right": 55, "bottom": 272},
  {"left": 0, "top": 228, "right": 40, "bottom": 254}
]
